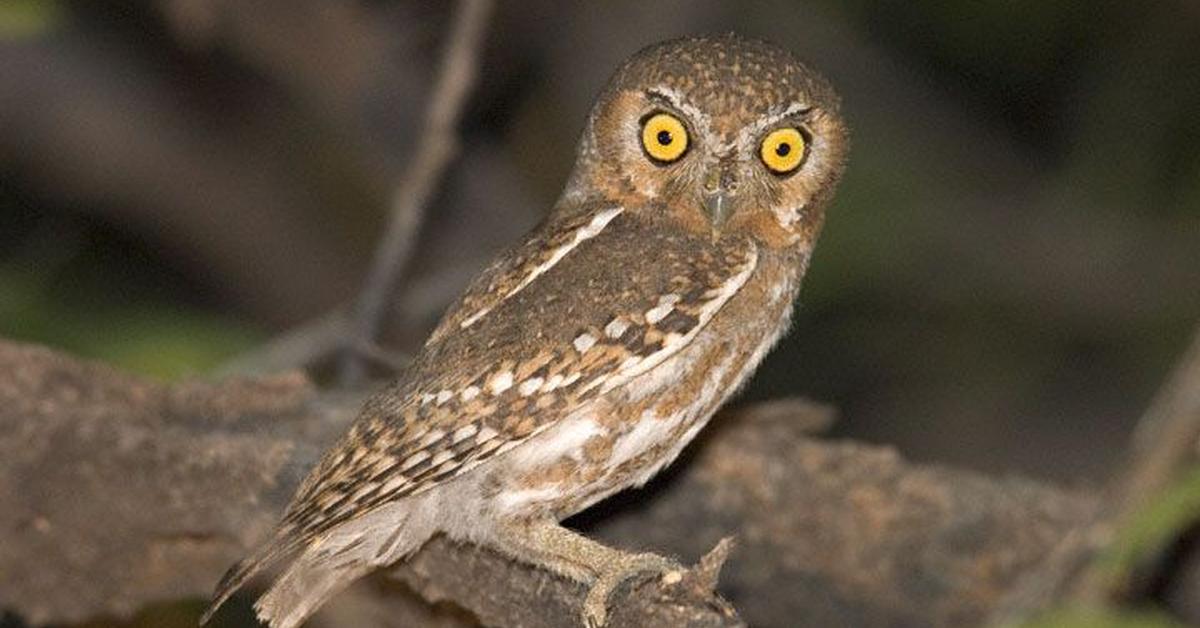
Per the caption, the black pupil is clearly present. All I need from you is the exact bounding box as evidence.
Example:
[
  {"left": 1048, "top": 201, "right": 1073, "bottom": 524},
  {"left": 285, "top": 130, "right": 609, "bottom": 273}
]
[
  {"left": 775, "top": 142, "right": 792, "bottom": 157},
  {"left": 656, "top": 130, "right": 673, "bottom": 146}
]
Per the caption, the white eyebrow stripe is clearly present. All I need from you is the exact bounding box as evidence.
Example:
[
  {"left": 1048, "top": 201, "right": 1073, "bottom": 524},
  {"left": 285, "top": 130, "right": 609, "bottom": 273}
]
[
  {"left": 760, "top": 102, "right": 813, "bottom": 128},
  {"left": 645, "top": 85, "right": 713, "bottom": 139},
  {"left": 737, "top": 102, "right": 813, "bottom": 146},
  {"left": 645, "top": 86, "right": 688, "bottom": 111},
  {"left": 649, "top": 84, "right": 811, "bottom": 150}
]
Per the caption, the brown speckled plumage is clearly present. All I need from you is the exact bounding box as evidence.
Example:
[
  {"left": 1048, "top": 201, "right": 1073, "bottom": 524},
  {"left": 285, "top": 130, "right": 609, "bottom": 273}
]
[{"left": 204, "top": 34, "right": 848, "bottom": 628}]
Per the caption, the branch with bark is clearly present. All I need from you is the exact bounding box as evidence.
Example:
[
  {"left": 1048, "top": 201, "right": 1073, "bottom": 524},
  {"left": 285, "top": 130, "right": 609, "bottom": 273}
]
[{"left": 0, "top": 339, "right": 1104, "bottom": 627}]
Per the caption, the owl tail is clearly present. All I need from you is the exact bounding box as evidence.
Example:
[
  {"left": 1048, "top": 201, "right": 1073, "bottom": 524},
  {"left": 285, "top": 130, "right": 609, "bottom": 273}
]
[
  {"left": 199, "top": 527, "right": 302, "bottom": 626},
  {"left": 204, "top": 503, "right": 432, "bottom": 628},
  {"left": 252, "top": 509, "right": 434, "bottom": 628},
  {"left": 252, "top": 550, "right": 375, "bottom": 628}
]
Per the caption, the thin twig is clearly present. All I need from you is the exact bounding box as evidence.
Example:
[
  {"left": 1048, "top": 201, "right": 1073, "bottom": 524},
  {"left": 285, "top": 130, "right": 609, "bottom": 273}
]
[
  {"left": 992, "top": 324, "right": 1200, "bottom": 621},
  {"left": 1068, "top": 325, "right": 1200, "bottom": 605},
  {"left": 1116, "top": 326, "right": 1200, "bottom": 515},
  {"left": 214, "top": 308, "right": 348, "bottom": 377},
  {"left": 340, "top": 0, "right": 495, "bottom": 383}
]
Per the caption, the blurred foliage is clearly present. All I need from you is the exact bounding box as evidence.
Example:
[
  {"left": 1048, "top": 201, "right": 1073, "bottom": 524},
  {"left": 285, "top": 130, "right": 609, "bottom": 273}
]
[
  {"left": 0, "top": 210, "right": 260, "bottom": 379},
  {"left": 1097, "top": 465, "right": 1200, "bottom": 594},
  {"left": 1019, "top": 608, "right": 1184, "bottom": 628},
  {"left": 0, "top": 0, "right": 63, "bottom": 40},
  {"left": 0, "top": 257, "right": 259, "bottom": 379}
]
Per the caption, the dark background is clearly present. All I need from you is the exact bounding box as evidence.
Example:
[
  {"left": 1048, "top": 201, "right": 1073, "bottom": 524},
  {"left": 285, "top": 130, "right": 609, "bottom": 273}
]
[{"left": 1, "top": 0, "right": 1198, "bottom": 544}]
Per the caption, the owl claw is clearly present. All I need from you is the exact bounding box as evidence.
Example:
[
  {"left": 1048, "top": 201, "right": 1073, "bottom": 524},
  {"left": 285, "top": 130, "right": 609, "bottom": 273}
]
[{"left": 580, "top": 552, "right": 683, "bottom": 628}]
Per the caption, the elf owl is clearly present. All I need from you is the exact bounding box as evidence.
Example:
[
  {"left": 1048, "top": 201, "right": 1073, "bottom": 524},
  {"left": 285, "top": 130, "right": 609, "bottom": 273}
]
[{"left": 203, "top": 34, "right": 847, "bottom": 628}]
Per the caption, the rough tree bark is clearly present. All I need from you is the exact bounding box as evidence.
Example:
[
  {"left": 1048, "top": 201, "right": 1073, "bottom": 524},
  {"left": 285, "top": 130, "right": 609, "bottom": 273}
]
[{"left": 0, "top": 339, "right": 1103, "bottom": 627}]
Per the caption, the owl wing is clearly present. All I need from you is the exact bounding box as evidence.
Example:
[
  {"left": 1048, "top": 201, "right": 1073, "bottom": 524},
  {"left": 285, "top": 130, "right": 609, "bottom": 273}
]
[
  {"left": 286, "top": 203, "right": 759, "bottom": 533},
  {"left": 425, "top": 205, "right": 626, "bottom": 345},
  {"left": 204, "top": 203, "right": 758, "bottom": 618}
]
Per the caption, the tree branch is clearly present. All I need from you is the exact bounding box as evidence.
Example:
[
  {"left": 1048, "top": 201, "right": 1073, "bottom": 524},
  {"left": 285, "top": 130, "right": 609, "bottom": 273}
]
[{"left": 0, "top": 339, "right": 1099, "bottom": 627}]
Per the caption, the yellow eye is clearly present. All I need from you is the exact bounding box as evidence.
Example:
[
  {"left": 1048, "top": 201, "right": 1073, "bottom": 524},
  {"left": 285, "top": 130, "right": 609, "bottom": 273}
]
[
  {"left": 641, "top": 112, "right": 689, "bottom": 163},
  {"left": 760, "top": 127, "right": 806, "bottom": 174}
]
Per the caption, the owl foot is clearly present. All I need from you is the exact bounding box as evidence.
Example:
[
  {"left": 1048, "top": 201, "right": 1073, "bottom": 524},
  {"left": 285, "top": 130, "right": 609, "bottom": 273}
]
[
  {"left": 581, "top": 551, "right": 682, "bottom": 628},
  {"left": 494, "top": 520, "right": 684, "bottom": 627}
]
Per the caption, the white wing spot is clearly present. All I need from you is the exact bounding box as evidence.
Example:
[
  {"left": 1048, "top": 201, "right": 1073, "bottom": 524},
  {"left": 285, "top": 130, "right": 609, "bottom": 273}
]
[
  {"left": 420, "top": 393, "right": 436, "bottom": 406},
  {"left": 350, "top": 483, "right": 377, "bottom": 502},
  {"left": 430, "top": 450, "right": 454, "bottom": 467},
  {"left": 459, "top": 207, "right": 624, "bottom": 329},
  {"left": 477, "top": 425, "right": 499, "bottom": 443},
  {"left": 436, "top": 389, "right": 454, "bottom": 405},
  {"left": 420, "top": 430, "right": 446, "bottom": 448},
  {"left": 453, "top": 423, "right": 478, "bottom": 443},
  {"left": 573, "top": 333, "right": 597, "bottom": 354},
  {"left": 488, "top": 371, "right": 514, "bottom": 395},
  {"left": 372, "top": 455, "right": 398, "bottom": 474},
  {"left": 586, "top": 243, "right": 759, "bottom": 395},
  {"left": 461, "top": 385, "right": 480, "bottom": 401},
  {"left": 541, "top": 373, "right": 565, "bottom": 392},
  {"left": 400, "top": 450, "right": 430, "bottom": 471},
  {"left": 380, "top": 475, "right": 408, "bottom": 494},
  {"left": 645, "top": 294, "right": 681, "bottom": 324},
  {"left": 518, "top": 377, "right": 544, "bottom": 397},
  {"left": 605, "top": 317, "right": 630, "bottom": 338}
]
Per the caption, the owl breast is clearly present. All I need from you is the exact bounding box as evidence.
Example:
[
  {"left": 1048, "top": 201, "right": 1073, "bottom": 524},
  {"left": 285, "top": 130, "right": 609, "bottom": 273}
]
[{"left": 486, "top": 251, "right": 800, "bottom": 521}]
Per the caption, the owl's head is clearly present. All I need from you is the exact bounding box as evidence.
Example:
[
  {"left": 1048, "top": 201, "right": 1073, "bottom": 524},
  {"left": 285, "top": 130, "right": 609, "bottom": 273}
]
[{"left": 565, "top": 34, "right": 848, "bottom": 249}]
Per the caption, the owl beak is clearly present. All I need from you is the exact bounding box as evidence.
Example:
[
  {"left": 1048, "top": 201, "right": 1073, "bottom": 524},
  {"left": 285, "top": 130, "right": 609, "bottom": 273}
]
[
  {"left": 703, "top": 191, "right": 733, "bottom": 229},
  {"left": 703, "top": 160, "right": 737, "bottom": 231}
]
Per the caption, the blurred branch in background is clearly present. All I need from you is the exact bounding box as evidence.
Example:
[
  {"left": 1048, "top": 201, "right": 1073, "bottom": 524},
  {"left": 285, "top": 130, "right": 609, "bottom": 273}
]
[
  {"left": 199, "top": 0, "right": 495, "bottom": 382},
  {"left": 214, "top": 307, "right": 350, "bottom": 378},
  {"left": 995, "top": 327, "right": 1200, "bottom": 624},
  {"left": 341, "top": 0, "right": 494, "bottom": 383},
  {"left": 1118, "top": 328, "right": 1200, "bottom": 523}
]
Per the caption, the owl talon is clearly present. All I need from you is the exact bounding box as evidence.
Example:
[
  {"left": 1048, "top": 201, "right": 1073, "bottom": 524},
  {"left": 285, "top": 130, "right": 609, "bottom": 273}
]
[{"left": 581, "top": 553, "right": 683, "bottom": 628}]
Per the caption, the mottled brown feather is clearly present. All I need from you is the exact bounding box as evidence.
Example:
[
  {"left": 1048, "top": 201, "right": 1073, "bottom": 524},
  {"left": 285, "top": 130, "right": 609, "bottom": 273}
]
[
  {"left": 204, "top": 34, "right": 849, "bottom": 628},
  {"left": 280, "top": 203, "right": 757, "bottom": 539}
]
